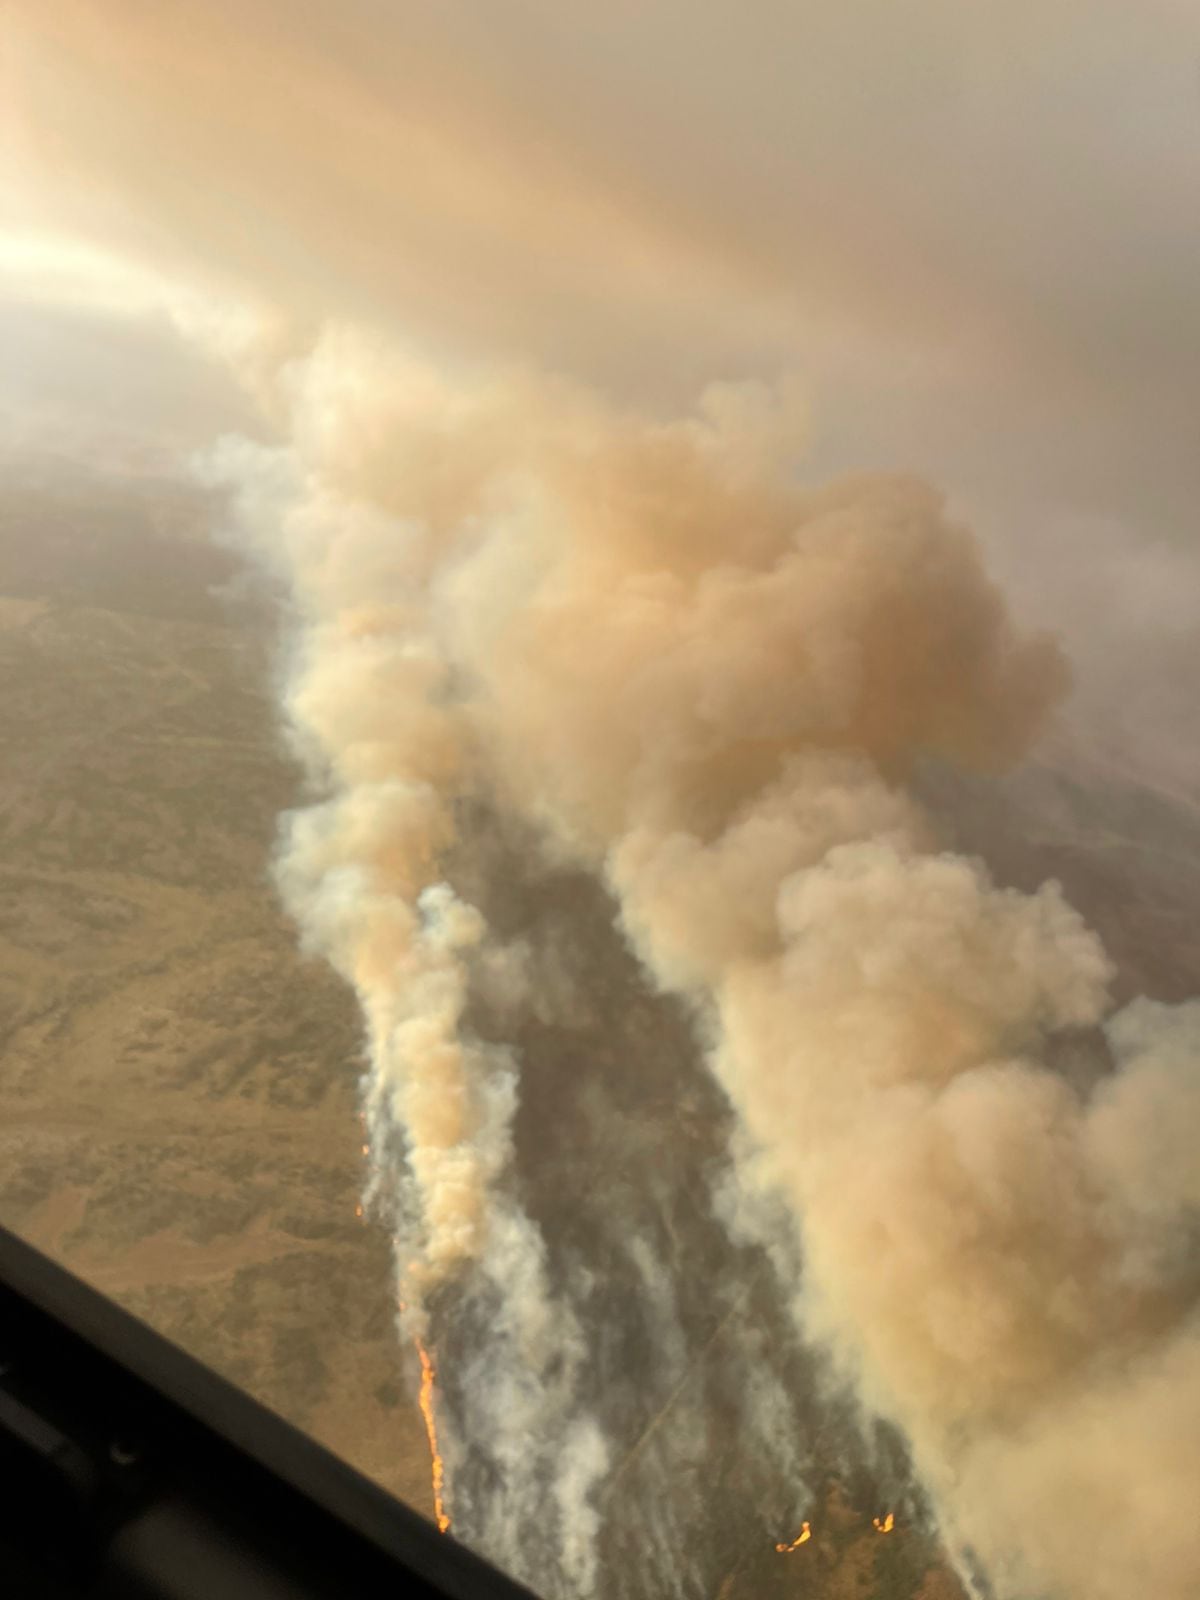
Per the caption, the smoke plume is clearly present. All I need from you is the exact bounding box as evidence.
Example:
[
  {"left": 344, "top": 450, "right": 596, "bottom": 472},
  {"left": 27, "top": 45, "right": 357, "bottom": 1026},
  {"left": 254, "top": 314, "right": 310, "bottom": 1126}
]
[{"left": 210, "top": 328, "right": 1200, "bottom": 1600}]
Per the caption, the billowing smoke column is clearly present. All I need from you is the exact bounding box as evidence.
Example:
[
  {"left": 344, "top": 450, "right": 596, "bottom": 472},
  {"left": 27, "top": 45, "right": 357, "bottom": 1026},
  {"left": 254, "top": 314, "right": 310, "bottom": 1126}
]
[
  {"left": 211, "top": 327, "right": 1200, "bottom": 1600},
  {"left": 205, "top": 358, "right": 607, "bottom": 1596}
]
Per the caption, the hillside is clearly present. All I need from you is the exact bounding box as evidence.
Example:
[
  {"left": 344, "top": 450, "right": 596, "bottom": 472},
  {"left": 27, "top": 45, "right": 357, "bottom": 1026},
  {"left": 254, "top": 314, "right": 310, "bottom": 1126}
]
[{"left": 2, "top": 463, "right": 1196, "bottom": 1599}]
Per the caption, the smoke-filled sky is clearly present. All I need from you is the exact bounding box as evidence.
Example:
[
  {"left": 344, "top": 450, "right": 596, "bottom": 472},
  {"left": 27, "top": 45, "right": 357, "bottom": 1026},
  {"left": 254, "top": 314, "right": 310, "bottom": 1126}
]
[
  {"left": 4, "top": 0, "right": 1199, "bottom": 774},
  {"left": 4, "top": 8, "right": 1200, "bottom": 1600}
]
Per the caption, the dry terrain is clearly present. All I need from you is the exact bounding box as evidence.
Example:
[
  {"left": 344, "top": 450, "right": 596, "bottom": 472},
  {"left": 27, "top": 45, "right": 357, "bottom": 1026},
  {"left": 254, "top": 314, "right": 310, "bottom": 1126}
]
[
  {"left": 3, "top": 461, "right": 1197, "bottom": 1600},
  {"left": 0, "top": 464, "right": 435, "bottom": 1514}
]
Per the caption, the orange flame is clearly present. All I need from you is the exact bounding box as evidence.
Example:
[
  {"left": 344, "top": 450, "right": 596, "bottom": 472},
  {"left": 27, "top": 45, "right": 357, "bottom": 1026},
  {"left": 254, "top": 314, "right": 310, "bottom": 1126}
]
[
  {"left": 416, "top": 1338, "right": 451, "bottom": 1534},
  {"left": 775, "top": 1521, "right": 811, "bottom": 1553},
  {"left": 873, "top": 1511, "right": 895, "bottom": 1534}
]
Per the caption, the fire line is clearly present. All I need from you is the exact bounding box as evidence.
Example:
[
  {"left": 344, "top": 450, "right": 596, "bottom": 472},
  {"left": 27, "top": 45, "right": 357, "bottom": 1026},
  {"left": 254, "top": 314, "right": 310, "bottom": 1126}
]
[
  {"left": 775, "top": 1521, "right": 811, "bottom": 1553},
  {"left": 415, "top": 1338, "right": 451, "bottom": 1534}
]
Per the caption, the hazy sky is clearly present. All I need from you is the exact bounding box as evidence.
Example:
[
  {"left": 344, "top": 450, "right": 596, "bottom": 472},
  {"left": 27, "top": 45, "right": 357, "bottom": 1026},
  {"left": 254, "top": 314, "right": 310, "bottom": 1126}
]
[
  {"left": 4, "top": 15, "right": 1199, "bottom": 1599},
  {"left": 3, "top": 0, "right": 1198, "bottom": 776}
]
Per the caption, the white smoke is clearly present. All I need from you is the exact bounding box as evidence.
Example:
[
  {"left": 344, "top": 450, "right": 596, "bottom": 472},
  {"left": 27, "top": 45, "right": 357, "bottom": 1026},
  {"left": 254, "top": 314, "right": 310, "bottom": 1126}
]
[
  {"left": 207, "top": 327, "right": 1199, "bottom": 1600},
  {"left": 202, "top": 414, "right": 609, "bottom": 1598}
]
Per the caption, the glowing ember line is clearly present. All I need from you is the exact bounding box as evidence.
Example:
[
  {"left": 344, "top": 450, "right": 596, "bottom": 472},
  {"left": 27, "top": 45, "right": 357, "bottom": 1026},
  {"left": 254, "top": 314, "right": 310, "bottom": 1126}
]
[
  {"left": 775, "top": 1521, "right": 811, "bottom": 1553},
  {"left": 416, "top": 1338, "right": 451, "bottom": 1534}
]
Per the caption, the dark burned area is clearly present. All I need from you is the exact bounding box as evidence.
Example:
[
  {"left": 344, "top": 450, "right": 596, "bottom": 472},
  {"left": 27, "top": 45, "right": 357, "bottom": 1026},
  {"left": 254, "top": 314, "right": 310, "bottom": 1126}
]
[{"left": 408, "top": 803, "right": 962, "bottom": 1599}]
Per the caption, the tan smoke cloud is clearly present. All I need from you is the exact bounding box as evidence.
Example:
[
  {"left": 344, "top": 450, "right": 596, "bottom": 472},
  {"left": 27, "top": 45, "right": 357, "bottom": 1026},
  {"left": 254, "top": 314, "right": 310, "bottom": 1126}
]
[
  {"left": 7, "top": 3, "right": 1199, "bottom": 1590},
  {"left": 204, "top": 399, "right": 609, "bottom": 1599},
  {"left": 203, "top": 430, "right": 495, "bottom": 1295},
  {"left": 10, "top": 0, "right": 1200, "bottom": 800},
  {"left": 208, "top": 329, "right": 1199, "bottom": 1599}
]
